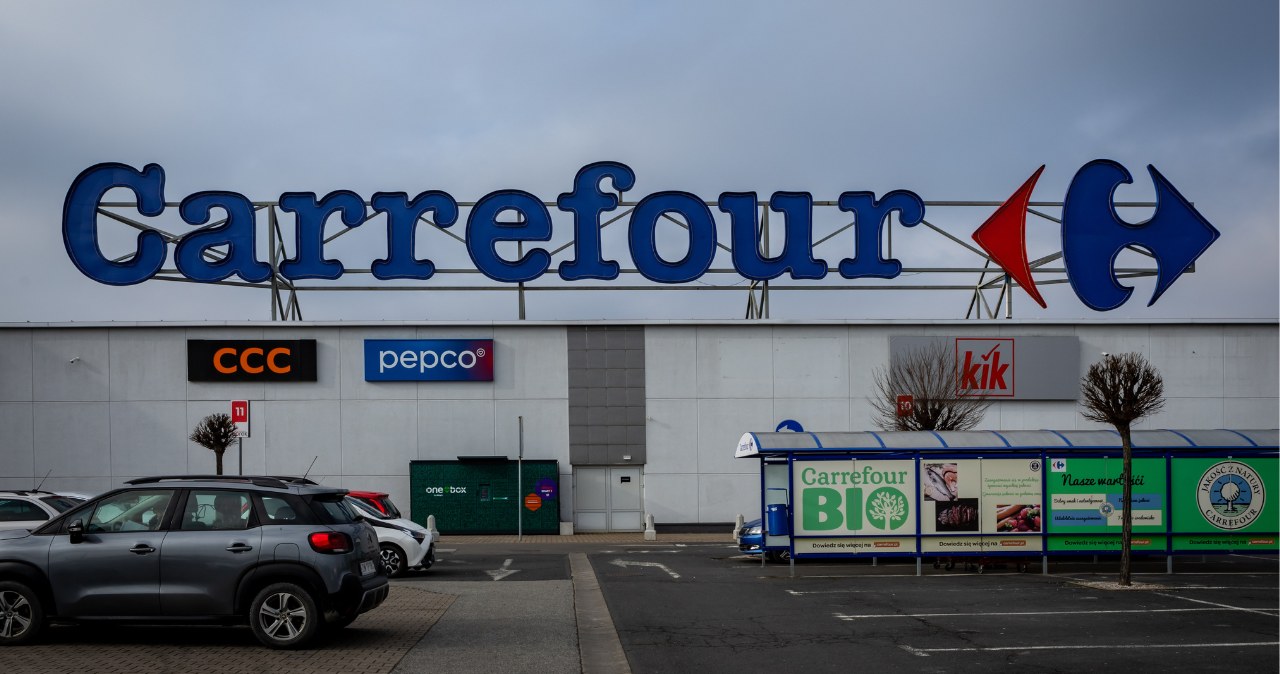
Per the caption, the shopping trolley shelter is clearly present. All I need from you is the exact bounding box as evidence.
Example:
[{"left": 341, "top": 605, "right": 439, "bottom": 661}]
[{"left": 736, "top": 429, "right": 1278, "bottom": 571}]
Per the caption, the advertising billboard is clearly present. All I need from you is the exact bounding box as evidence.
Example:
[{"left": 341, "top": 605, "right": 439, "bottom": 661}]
[
  {"left": 791, "top": 459, "right": 917, "bottom": 554},
  {"left": 919, "top": 458, "right": 1044, "bottom": 553},
  {"left": 187, "top": 339, "right": 317, "bottom": 382},
  {"left": 1170, "top": 458, "right": 1277, "bottom": 551},
  {"left": 1045, "top": 457, "right": 1168, "bottom": 552}
]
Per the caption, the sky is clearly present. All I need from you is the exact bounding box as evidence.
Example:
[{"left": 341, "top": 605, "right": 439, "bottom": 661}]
[{"left": 0, "top": 0, "right": 1275, "bottom": 323}]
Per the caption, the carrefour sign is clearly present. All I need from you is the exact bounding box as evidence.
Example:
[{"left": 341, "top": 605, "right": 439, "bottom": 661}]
[
  {"left": 365, "top": 339, "right": 494, "bottom": 382},
  {"left": 63, "top": 160, "right": 1219, "bottom": 312}
]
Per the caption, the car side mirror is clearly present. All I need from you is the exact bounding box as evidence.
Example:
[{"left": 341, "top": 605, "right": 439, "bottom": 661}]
[{"left": 68, "top": 519, "right": 84, "bottom": 544}]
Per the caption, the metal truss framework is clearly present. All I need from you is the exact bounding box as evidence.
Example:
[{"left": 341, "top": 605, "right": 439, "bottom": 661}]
[{"left": 95, "top": 198, "right": 1167, "bottom": 321}]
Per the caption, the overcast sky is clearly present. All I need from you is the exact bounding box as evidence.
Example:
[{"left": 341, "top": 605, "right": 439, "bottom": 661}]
[{"left": 0, "top": 1, "right": 1275, "bottom": 323}]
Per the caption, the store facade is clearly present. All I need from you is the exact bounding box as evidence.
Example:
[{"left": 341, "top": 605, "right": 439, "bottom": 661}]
[{"left": 0, "top": 320, "right": 1275, "bottom": 533}]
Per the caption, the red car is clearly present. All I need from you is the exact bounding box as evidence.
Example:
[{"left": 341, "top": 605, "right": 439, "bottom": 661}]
[{"left": 346, "top": 490, "right": 403, "bottom": 519}]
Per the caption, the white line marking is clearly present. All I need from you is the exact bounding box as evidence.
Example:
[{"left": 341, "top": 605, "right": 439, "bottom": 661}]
[
  {"left": 1153, "top": 591, "right": 1279, "bottom": 617},
  {"left": 835, "top": 608, "right": 1233, "bottom": 620},
  {"left": 900, "top": 641, "right": 1279, "bottom": 656},
  {"left": 485, "top": 557, "right": 520, "bottom": 581},
  {"left": 611, "top": 559, "right": 681, "bottom": 579}
]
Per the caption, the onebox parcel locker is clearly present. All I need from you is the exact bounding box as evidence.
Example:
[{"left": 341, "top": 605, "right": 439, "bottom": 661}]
[
  {"left": 410, "top": 458, "right": 560, "bottom": 534},
  {"left": 736, "top": 429, "right": 1279, "bottom": 563}
]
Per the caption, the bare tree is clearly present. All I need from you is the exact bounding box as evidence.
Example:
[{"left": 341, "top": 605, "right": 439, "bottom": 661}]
[
  {"left": 189, "top": 413, "right": 239, "bottom": 476},
  {"left": 870, "top": 340, "right": 991, "bottom": 431},
  {"left": 1080, "top": 352, "right": 1165, "bottom": 586}
]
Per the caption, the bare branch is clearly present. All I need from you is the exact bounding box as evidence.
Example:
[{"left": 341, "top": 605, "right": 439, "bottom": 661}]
[{"left": 869, "top": 340, "right": 991, "bottom": 431}]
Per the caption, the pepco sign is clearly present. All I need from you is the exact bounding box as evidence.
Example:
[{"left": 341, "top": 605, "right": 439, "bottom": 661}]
[
  {"left": 188, "top": 339, "right": 317, "bottom": 382},
  {"left": 365, "top": 339, "right": 494, "bottom": 382}
]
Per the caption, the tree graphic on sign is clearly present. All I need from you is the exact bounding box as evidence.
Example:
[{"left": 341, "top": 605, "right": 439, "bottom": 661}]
[{"left": 867, "top": 488, "right": 908, "bottom": 530}]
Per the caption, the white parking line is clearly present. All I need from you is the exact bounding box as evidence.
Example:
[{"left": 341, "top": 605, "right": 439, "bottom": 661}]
[
  {"left": 900, "top": 641, "right": 1280, "bottom": 657},
  {"left": 836, "top": 608, "right": 1231, "bottom": 620},
  {"left": 1153, "top": 591, "right": 1280, "bottom": 617}
]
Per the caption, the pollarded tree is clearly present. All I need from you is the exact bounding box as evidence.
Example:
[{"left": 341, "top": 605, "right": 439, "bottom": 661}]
[
  {"left": 190, "top": 413, "right": 239, "bottom": 476},
  {"left": 1080, "top": 352, "right": 1165, "bottom": 586},
  {"left": 870, "top": 340, "right": 992, "bottom": 431}
]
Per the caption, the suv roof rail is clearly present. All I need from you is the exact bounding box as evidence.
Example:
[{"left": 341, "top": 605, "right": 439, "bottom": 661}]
[
  {"left": 125, "top": 475, "right": 292, "bottom": 489},
  {"left": 267, "top": 475, "right": 319, "bottom": 485},
  {"left": 0, "top": 489, "right": 58, "bottom": 496}
]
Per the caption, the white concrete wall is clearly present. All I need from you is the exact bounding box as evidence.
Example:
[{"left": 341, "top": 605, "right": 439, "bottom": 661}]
[
  {"left": 643, "top": 323, "right": 1280, "bottom": 524},
  {"left": 0, "top": 326, "right": 570, "bottom": 524},
  {"left": 1, "top": 322, "right": 1275, "bottom": 527}
]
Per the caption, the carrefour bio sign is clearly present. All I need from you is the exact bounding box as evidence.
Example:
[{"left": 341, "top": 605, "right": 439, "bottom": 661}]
[{"left": 63, "top": 160, "right": 1219, "bottom": 312}]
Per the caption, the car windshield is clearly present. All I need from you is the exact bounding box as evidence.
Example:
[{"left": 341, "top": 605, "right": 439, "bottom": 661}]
[
  {"left": 40, "top": 496, "right": 82, "bottom": 513},
  {"left": 347, "top": 498, "right": 390, "bottom": 520},
  {"left": 368, "top": 497, "right": 402, "bottom": 519}
]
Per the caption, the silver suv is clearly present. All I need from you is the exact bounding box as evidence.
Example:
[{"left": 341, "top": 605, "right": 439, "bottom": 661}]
[{"left": 0, "top": 475, "right": 388, "bottom": 649}]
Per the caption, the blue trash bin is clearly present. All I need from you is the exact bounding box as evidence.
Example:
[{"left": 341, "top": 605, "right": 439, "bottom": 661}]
[{"left": 765, "top": 503, "right": 790, "bottom": 536}]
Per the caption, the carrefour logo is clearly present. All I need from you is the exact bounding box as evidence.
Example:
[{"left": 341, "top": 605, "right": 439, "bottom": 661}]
[
  {"left": 62, "top": 160, "right": 1218, "bottom": 312},
  {"left": 364, "top": 339, "right": 494, "bottom": 382},
  {"left": 1197, "top": 461, "right": 1265, "bottom": 531}
]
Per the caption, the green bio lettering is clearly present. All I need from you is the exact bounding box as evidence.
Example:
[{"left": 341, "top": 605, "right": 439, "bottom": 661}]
[{"left": 802, "top": 487, "right": 863, "bottom": 531}]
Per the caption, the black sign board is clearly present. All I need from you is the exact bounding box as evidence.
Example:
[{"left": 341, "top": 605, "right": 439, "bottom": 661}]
[{"left": 187, "top": 339, "right": 318, "bottom": 382}]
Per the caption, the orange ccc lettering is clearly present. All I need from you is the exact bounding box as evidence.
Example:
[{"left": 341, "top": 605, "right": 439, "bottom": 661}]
[{"left": 213, "top": 347, "right": 292, "bottom": 374}]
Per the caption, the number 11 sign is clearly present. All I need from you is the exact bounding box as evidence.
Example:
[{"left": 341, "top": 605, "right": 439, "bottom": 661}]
[{"left": 230, "top": 400, "right": 250, "bottom": 438}]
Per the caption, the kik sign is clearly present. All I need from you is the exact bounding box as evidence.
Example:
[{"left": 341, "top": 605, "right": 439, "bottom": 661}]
[
  {"left": 956, "top": 338, "right": 1014, "bottom": 398},
  {"left": 63, "top": 160, "right": 1219, "bottom": 312}
]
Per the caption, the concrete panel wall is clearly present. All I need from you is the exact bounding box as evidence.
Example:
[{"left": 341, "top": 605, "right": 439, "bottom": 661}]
[{"left": 0, "top": 322, "right": 1275, "bottom": 530}]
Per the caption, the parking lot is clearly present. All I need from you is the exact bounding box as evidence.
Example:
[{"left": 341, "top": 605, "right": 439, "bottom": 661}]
[{"left": 1, "top": 537, "right": 1275, "bottom": 673}]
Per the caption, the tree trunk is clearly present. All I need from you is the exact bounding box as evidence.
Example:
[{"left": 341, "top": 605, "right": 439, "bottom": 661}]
[
  {"left": 215, "top": 449, "right": 224, "bottom": 476},
  {"left": 1119, "top": 423, "right": 1132, "bottom": 586}
]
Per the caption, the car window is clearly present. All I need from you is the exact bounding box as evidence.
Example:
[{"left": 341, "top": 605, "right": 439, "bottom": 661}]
[
  {"left": 309, "top": 494, "right": 359, "bottom": 524},
  {"left": 347, "top": 498, "right": 387, "bottom": 520},
  {"left": 261, "top": 495, "right": 301, "bottom": 524},
  {"left": 86, "top": 490, "right": 174, "bottom": 533},
  {"left": 0, "top": 498, "right": 47, "bottom": 522},
  {"left": 40, "top": 496, "right": 81, "bottom": 513},
  {"left": 180, "top": 490, "right": 252, "bottom": 531}
]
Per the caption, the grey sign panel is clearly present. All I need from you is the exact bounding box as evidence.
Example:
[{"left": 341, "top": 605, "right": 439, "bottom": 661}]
[{"left": 889, "top": 336, "right": 1080, "bottom": 401}]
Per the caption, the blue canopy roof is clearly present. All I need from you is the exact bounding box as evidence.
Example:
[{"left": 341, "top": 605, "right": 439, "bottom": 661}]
[{"left": 734, "top": 429, "right": 1278, "bottom": 458}]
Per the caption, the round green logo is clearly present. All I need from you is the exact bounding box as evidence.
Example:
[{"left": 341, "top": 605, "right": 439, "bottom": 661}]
[{"left": 866, "top": 487, "right": 909, "bottom": 530}]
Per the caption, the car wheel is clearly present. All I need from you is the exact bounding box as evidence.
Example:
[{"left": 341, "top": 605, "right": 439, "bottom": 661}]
[
  {"left": 0, "top": 581, "right": 44, "bottom": 646},
  {"left": 766, "top": 550, "right": 791, "bottom": 563},
  {"left": 249, "top": 582, "right": 320, "bottom": 649},
  {"left": 418, "top": 545, "right": 435, "bottom": 570},
  {"left": 380, "top": 543, "right": 406, "bottom": 578}
]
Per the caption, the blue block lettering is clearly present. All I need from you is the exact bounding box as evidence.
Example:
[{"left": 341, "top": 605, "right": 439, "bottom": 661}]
[
  {"left": 467, "top": 190, "right": 552, "bottom": 283},
  {"left": 836, "top": 190, "right": 924, "bottom": 279},
  {"left": 175, "top": 191, "right": 272, "bottom": 283},
  {"left": 369, "top": 191, "right": 459, "bottom": 280},
  {"left": 628, "top": 192, "right": 717, "bottom": 283},
  {"left": 278, "top": 191, "right": 367, "bottom": 280},
  {"left": 62, "top": 163, "right": 167, "bottom": 286},
  {"left": 721, "top": 191, "right": 827, "bottom": 280},
  {"left": 557, "top": 161, "right": 635, "bottom": 281}
]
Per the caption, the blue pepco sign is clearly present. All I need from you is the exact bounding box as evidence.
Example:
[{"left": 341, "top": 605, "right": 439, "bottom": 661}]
[
  {"left": 62, "top": 160, "right": 1219, "bottom": 311},
  {"left": 364, "top": 339, "right": 494, "bottom": 382}
]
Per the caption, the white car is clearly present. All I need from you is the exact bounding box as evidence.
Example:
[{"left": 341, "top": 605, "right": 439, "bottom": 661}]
[
  {"left": 345, "top": 496, "right": 434, "bottom": 577},
  {"left": 0, "top": 490, "right": 85, "bottom": 531}
]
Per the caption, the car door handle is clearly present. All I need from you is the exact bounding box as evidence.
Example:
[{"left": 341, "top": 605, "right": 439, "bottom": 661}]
[
  {"left": 130, "top": 544, "right": 156, "bottom": 555},
  {"left": 225, "top": 543, "right": 254, "bottom": 553}
]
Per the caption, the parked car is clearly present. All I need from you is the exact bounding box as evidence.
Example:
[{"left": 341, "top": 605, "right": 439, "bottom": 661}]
[
  {"left": 344, "top": 496, "right": 433, "bottom": 577},
  {"left": 737, "top": 518, "right": 790, "bottom": 562},
  {"left": 0, "top": 475, "right": 389, "bottom": 648},
  {"left": 0, "top": 490, "right": 85, "bottom": 532},
  {"left": 346, "top": 490, "right": 404, "bottom": 519}
]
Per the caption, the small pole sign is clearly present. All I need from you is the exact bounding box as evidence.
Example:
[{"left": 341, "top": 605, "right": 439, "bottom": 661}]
[
  {"left": 230, "top": 400, "right": 250, "bottom": 437},
  {"left": 896, "top": 394, "right": 914, "bottom": 418}
]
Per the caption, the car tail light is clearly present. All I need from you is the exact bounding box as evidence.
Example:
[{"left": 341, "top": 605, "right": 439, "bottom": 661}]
[{"left": 309, "top": 531, "right": 353, "bottom": 554}]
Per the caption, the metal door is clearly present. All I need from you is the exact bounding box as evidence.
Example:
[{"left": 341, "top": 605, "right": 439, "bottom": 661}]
[{"left": 573, "top": 466, "right": 643, "bottom": 532}]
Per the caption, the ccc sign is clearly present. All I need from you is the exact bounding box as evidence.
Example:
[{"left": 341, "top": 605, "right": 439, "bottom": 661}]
[{"left": 188, "top": 340, "right": 317, "bottom": 382}]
